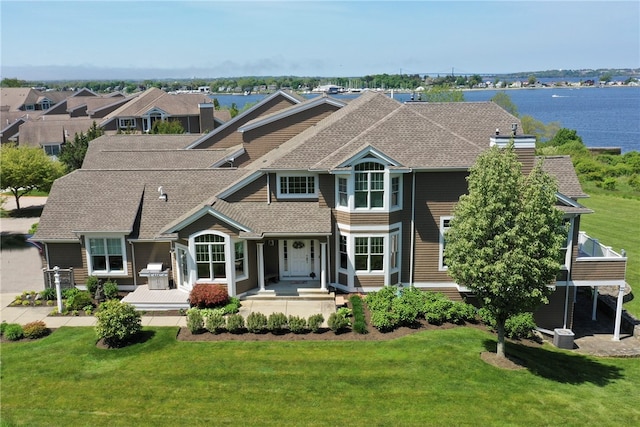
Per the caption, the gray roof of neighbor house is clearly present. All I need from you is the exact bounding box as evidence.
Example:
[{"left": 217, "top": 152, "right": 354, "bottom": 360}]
[
  {"left": 99, "top": 87, "right": 212, "bottom": 126},
  {"left": 19, "top": 118, "right": 95, "bottom": 147}
]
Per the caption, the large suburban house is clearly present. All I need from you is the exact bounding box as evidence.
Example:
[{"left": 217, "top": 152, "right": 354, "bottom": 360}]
[{"left": 32, "top": 90, "right": 629, "bottom": 338}]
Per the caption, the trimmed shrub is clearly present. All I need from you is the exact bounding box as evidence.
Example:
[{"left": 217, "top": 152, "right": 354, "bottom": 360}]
[
  {"left": 189, "top": 284, "right": 230, "bottom": 309},
  {"left": 0, "top": 321, "right": 8, "bottom": 336},
  {"left": 39, "top": 287, "right": 56, "bottom": 301},
  {"left": 446, "top": 302, "right": 477, "bottom": 325},
  {"left": 66, "top": 290, "right": 93, "bottom": 311},
  {"left": 86, "top": 276, "right": 99, "bottom": 295},
  {"left": 103, "top": 280, "right": 119, "bottom": 300},
  {"left": 223, "top": 297, "right": 241, "bottom": 314},
  {"left": 225, "top": 314, "right": 245, "bottom": 334},
  {"left": 23, "top": 321, "right": 49, "bottom": 339},
  {"left": 246, "top": 312, "right": 268, "bottom": 333},
  {"left": 392, "top": 297, "right": 420, "bottom": 326},
  {"left": 504, "top": 312, "right": 537, "bottom": 339},
  {"left": 350, "top": 295, "right": 368, "bottom": 334},
  {"left": 327, "top": 311, "right": 350, "bottom": 333},
  {"left": 95, "top": 300, "right": 142, "bottom": 348},
  {"left": 205, "top": 311, "right": 226, "bottom": 334},
  {"left": 62, "top": 287, "right": 80, "bottom": 299},
  {"left": 364, "top": 286, "right": 398, "bottom": 313},
  {"left": 307, "top": 314, "right": 324, "bottom": 333},
  {"left": 370, "top": 310, "right": 399, "bottom": 332},
  {"left": 424, "top": 294, "right": 454, "bottom": 325},
  {"left": 288, "top": 315, "right": 307, "bottom": 334},
  {"left": 186, "top": 308, "right": 205, "bottom": 334},
  {"left": 3, "top": 323, "right": 24, "bottom": 341},
  {"left": 267, "top": 312, "right": 288, "bottom": 334}
]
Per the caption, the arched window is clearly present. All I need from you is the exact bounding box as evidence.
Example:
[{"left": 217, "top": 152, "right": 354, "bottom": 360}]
[
  {"left": 354, "top": 162, "right": 384, "bottom": 208},
  {"left": 194, "top": 234, "right": 226, "bottom": 280}
]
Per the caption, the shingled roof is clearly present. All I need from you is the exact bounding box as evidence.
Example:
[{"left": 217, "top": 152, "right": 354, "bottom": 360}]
[{"left": 261, "top": 92, "right": 520, "bottom": 171}]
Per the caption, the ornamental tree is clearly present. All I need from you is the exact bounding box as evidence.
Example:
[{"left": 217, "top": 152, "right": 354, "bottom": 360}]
[
  {"left": 444, "top": 142, "right": 566, "bottom": 359},
  {"left": 0, "top": 144, "right": 65, "bottom": 210}
]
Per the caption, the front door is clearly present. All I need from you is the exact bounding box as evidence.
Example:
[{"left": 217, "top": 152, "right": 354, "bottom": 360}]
[{"left": 289, "top": 240, "right": 309, "bottom": 277}]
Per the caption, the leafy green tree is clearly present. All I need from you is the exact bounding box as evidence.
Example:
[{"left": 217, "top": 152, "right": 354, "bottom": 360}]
[
  {"left": 58, "top": 122, "right": 104, "bottom": 172},
  {"left": 151, "top": 120, "right": 184, "bottom": 134},
  {"left": 229, "top": 102, "right": 239, "bottom": 118},
  {"left": 444, "top": 142, "right": 566, "bottom": 359},
  {"left": 1, "top": 78, "right": 26, "bottom": 87},
  {"left": 528, "top": 75, "right": 537, "bottom": 86},
  {"left": 491, "top": 92, "right": 519, "bottom": 117},
  {"left": 422, "top": 86, "right": 465, "bottom": 102},
  {"left": 0, "top": 144, "right": 65, "bottom": 210}
]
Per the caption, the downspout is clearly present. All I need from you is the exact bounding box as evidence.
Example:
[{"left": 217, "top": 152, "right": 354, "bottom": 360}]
[
  {"left": 409, "top": 171, "right": 416, "bottom": 286},
  {"left": 129, "top": 240, "right": 137, "bottom": 288},
  {"left": 44, "top": 242, "right": 51, "bottom": 268}
]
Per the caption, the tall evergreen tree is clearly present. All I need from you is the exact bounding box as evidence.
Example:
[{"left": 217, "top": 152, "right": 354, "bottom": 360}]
[
  {"left": 58, "top": 121, "right": 103, "bottom": 172},
  {"left": 444, "top": 142, "right": 566, "bottom": 358}
]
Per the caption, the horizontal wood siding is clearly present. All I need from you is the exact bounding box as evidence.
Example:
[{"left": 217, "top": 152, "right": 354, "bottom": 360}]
[
  {"left": 355, "top": 275, "right": 384, "bottom": 288},
  {"left": 194, "top": 97, "right": 297, "bottom": 149},
  {"left": 572, "top": 260, "right": 627, "bottom": 281},
  {"left": 534, "top": 287, "right": 575, "bottom": 330},
  {"left": 318, "top": 174, "right": 333, "bottom": 208},
  {"left": 132, "top": 242, "right": 172, "bottom": 286},
  {"left": 178, "top": 215, "right": 240, "bottom": 240},
  {"left": 236, "top": 242, "right": 257, "bottom": 294},
  {"left": 420, "top": 287, "right": 464, "bottom": 302},
  {"left": 413, "top": 171, "right": 468, "bottom": 282},
  {"left": 401, "top": 174, "right": 414, "bottom": 282},
  {"left": 225, "top": 174, "right": 268, "bottom": 203},
  {"left": 517, "top": 147, "right": 536, "bottom": 175},
  {"left": 242, "top": 104, "right": 338, "bottom": 163},
  {"left": 77, "top": 241, "right": 135, "bottom": 287},
  {"left": 47, "top": 243, "right": 86, "bottom": 285}
]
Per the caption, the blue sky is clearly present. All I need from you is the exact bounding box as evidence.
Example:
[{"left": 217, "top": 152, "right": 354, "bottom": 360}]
[{"left": 1, "top": 0, "right": 639, "bottom": 80}]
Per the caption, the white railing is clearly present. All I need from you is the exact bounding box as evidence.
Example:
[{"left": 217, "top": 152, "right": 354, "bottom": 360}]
[{"left": 577, "top": 231, "right": 626, "bottom": 259}]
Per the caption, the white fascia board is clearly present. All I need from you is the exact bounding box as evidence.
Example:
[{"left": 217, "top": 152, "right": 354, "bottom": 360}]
[
  {"left": 217, "top": 171, "right": 264, "bottom": 199},
  {"left": 164, "top": 205, "right": 251, "bottom": 234},
  {"left": 555, "top": 192, "right": 583, "bottom": 208},
  {"left": 187, "top": 91, "right": 301, "bottom": 149},
  {"left": 210, "top": 147, "right": 246, "bottom": 168},
  {"left": 336, "top": 146, "right": 402, "bottom": 168},
  {"left": 238, "top": 97, "right": 346, "bottom": 133}
]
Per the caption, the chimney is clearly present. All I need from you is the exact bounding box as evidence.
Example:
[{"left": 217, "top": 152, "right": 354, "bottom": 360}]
[
  {"left": 199, "top": 103, "right": 214, "bottom": 133},
  {"left": 490, "top": 124, "right": 536, "bottom": 174}
]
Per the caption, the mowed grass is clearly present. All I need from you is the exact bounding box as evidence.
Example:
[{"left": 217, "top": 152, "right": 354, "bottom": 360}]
[
  {"left": 579, "top": 192, "right": 640, "bottom": 316},
  {"left": 2, "top": 327, "right": 639, "bottom": 426}
]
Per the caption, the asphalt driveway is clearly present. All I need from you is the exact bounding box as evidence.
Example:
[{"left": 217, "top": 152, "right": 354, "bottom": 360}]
[{"left": 1, "top": 196, "right": 48, "bottom": 294}]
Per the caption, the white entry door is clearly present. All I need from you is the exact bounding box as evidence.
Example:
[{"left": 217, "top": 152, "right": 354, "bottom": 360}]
[
  {"left": 288, "top": 240, "right": 310, "bottom": 277},
  {"left": 176, "top": 244, "right": 192, "bottom": 291}
]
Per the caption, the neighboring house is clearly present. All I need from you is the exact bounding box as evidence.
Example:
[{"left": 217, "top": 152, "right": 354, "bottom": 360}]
[
  {"left": 99, "top": 87, "right": 225, "bottom": 134},
  {"left": 32, "top": 91, "right": 628, "bottom": 337},
  {"left": 18, "top": 117, "right": 96, "bottom": 156}
]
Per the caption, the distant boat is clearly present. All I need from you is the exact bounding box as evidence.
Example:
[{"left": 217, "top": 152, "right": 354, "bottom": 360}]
[{"left": 243, "top": 90, "right": 251, "bottom": 96}]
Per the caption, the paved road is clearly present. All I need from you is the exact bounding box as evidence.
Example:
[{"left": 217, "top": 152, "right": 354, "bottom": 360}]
[{"left": 1, "top": 196, "right": 48, "bottom": 294}]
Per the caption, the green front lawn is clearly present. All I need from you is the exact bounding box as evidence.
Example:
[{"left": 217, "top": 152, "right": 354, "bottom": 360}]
[
  {"left": 579, "top": 191, "right": 640, "bottom": 317},
  {"left": 2, "top": 327, "right": 639, "bottom": 426}
]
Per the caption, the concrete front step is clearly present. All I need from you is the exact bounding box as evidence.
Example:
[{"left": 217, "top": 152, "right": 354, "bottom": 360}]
[{"left": 244, "top": 289, "right": 336, "bottom": 301}]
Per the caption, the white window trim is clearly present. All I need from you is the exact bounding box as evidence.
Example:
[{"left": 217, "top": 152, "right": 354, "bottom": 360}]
[
  {"left": 234, "top": 240, "right": 248, "bottom": 281},
  {"left": 335, "top": 166, "right": 403, "bottom": 213},
  {"left": 43, "top": 144, "right": 61, "bottom": 156},
  {"left": 438, "top": 216, "right": 452, "bottom": 271},
  {"left": 84, "top": 235, "right": 128, "bottom": 276},
  {"left": 189, "top": 230, "right": 232, "bottom": 284},
  {"left": 118, "top": 118, "right": 136, "bottom": 129},
  {"left": 276, "top": 172, "right": 318, "bottom": 199},
  {"left": 336, "top": 223, "right": 402, "bottom": 277}
]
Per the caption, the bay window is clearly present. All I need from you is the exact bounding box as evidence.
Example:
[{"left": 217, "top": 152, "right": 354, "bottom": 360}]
[
  {"left": 355, "top": 162, "right": 384, "bottom": 208},
  {"left": 355, "top": 236, "right": 384, "bottom": 272}
]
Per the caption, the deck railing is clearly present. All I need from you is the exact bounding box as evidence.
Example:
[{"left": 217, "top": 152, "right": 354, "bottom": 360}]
[
  {"left": 577, "top": 232, "right": 625, "bottom": 259},
  {"left": 43, "top": 267, "right": 75, "bottom": 290}
]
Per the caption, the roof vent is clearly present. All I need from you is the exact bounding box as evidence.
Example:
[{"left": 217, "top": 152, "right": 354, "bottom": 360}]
[{"left": 158, "top": 186, "right": 167, "bottom": 202}]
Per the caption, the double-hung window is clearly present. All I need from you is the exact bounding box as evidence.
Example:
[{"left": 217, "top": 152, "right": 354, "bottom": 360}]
[
  {"left": 354, "top": 162, "right": 384, "bottom": 208},
  {"left": 87, "top": 237, "right": 126, "bottom": 275},
  {"left": 195, "top": 234, "right": 226, "bottom": 280},
  {"left": 355, "top": 236, "right": 384, "bottom": 272},
  {"left": 234, "top": 241, "right": 246, "bottom": 279},
  {"left": 118, "top": 118, "right": 136, "bottom": 129}
]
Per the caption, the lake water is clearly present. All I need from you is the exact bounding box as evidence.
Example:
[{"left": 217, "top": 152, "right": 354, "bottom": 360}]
[{"left": 211, "top": 86, "right": 640, "bottom": 153}]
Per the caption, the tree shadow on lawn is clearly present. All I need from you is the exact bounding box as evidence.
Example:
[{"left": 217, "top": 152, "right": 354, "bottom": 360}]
[
  {"left": 483, "top": 339, "right": 623, "bottom": 386},
  {"left": 96, "top": 329, "right": 156, "bottom": 350}
]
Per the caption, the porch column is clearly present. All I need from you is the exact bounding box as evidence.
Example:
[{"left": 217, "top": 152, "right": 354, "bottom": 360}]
[
  {"left": 257, "top": 242, "right": 266, "bottom": 292},
  {"left": 613, "top": 284, "right": 625, "bottom": 341},
  {"left": 320, "top": 241, "right": 327, "bottom": 291},
  {"left": 592, "top": 286, "right": 598, "bottom": 321}
]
